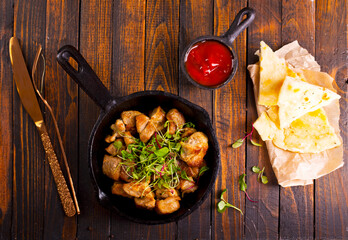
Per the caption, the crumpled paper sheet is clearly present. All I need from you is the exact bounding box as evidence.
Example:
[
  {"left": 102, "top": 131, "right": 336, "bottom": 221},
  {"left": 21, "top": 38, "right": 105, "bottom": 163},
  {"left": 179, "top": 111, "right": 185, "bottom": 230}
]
[{"left": 248, "top": 40, "right": 344, "bottom": 187}]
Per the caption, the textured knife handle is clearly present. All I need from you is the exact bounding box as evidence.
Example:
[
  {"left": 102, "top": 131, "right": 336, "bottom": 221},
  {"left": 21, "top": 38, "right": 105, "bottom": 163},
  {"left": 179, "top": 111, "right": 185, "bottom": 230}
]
[{"left": 37, "top": 122, "right": 76, "bottom": 217}]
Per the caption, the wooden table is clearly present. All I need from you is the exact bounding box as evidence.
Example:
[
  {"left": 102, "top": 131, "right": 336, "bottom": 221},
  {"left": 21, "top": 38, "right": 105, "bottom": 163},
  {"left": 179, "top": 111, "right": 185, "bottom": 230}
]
[{"left": 1, "top": 0, "right": 347, "bottom": 239}]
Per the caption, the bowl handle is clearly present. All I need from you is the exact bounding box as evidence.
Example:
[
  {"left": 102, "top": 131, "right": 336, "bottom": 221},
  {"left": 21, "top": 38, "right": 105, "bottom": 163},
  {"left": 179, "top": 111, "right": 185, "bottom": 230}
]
[
  {"left": 223, "top": 7, "right": 255, "bottom": 45},
  {"left": 56, "top": 45, "right": 116, "bottom": 111}
]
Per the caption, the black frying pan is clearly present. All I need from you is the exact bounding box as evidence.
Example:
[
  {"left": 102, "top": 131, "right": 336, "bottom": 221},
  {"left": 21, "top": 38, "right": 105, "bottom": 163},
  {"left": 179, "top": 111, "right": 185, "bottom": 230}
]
[{"left": 56, "top": 46, "right": 220, "bottom": 224}]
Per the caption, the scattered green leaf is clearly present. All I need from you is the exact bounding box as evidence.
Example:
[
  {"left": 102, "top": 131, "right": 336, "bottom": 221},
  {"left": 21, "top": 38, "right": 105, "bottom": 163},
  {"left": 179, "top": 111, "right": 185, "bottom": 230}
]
[
  {"left": 199, "top": 166, "right": 209, "bottom": 176},
  {"left": 217, "top": 189, "right": 243, "bottom": 215},
  {"left": 261, "top": 175, "right": 268, "bottom": 184},
  {"left": 253, "top": 167, "right": 268, "bottom": 185},
  {"left": 154, "top": 147, "right": 169, "bottom": 157},
  {"left": 250, "top": 139, "right": 262, "bottom": 147},
  {"left": 238, "top": 174, "right": 247, "bottom": 192},
  {"left": 232, "top": 138, "right": 244, "bottom": 148},
  {"left": 113, "top": 140, "right": 123, "bottom": 150},
  {"left": 252, "top": 166, "right": 260, "bottom": 173}
]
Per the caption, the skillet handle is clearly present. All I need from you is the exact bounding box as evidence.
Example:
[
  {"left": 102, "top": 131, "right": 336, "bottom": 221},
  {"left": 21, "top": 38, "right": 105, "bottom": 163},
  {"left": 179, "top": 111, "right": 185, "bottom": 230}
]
[
  {"left": 56, "top": 45, "right": 115, "bottom": 110},
  {"left": 223, "top": 7, "right": 255, "bottom": 45}
]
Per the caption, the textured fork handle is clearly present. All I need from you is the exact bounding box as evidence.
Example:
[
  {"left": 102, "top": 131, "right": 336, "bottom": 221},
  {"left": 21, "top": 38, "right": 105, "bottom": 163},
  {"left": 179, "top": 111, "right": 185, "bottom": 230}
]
[{"left": 36, "top": 121, "right": 76, "bottom": 217}]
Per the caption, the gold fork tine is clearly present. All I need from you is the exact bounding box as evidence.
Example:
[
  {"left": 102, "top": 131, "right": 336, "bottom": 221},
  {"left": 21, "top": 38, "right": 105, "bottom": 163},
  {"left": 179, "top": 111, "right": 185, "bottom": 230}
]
[{"left": 32, "top": 45, "right": 80, "bottom": 215}]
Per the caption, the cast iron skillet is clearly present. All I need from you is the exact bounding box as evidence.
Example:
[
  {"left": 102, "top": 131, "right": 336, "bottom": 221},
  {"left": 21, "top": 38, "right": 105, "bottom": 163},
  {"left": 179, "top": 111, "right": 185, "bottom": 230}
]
[{"left": 56, "top": 45, "right": 220, "bottom": 224}]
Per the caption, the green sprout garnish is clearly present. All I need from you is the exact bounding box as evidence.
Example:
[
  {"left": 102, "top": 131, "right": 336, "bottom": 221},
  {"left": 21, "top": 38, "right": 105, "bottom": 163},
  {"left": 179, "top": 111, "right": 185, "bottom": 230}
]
[{"left": 114, "top": 122, "right": 207, "bottom": 190}]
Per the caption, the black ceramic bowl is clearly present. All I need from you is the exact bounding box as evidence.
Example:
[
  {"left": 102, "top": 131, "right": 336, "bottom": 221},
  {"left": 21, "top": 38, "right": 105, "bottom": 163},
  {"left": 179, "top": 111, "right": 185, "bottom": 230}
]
[{"left": 57, "top": 46, "right": 221, "bottom": 224}]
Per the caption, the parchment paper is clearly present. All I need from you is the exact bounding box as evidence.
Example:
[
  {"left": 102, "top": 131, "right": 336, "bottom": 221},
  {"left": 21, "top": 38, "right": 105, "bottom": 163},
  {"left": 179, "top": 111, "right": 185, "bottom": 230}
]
[{"left": 248, "top": 41, "right": 344, "bottom": 187}]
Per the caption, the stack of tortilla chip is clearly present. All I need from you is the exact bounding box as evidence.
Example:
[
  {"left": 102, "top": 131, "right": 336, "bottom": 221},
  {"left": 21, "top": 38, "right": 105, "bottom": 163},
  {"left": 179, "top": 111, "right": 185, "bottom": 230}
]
[
  {"left": 248, "top": 41, "right": 343, "bottom": 187},
  {"left": 254, "top": 41, "right": 341, "bottom": 154}
]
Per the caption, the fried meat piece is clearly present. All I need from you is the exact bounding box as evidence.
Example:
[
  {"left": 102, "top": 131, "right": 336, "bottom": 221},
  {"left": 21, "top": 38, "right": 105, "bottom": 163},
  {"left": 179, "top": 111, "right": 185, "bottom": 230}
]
[
  {"left": 136, "top": 114, "right": 150, "bottom": 133},
  {"left": 121, "top": 111, "right": 142, "bottom": 133},
  {"left": 155, "top": 188, "right": 179, "bottom": 199},
  {"left": 102, "top": 155, "right": 122, "bottom": 181},
  {"left": 150, "top": 106, "right": 166, "bottom": 131},
  {"left": 178, "top": 177, "right": 198, "bottom": 195},
  {"left": 105, "top": 119, "right": 126, "bottom": 143},
  {"left": 123, "top": 181, "right": 151, "bottom": 198},
  {"left": 181, "top": 127, "right": 197, "bottom": 138},
  {"left": 166, "top": 109, "right": 185, "bottom": 135},
  {"left": 111, "top": 182, "right": 132, "bottom": 198},
  {"left": 123, "top": 131, "right": 136, "bottom": 146},
  {"left": 139, "top": 122, "right": 156, "bottom": 143},
  {"left": 180, "top": 132, "right": 208, "bottom": 167},
  {"left": 119, "top": 165, "right": 133, "bottom": 182},
  {"left": 134, "top": 191, "right": 156, "bottom": 210},
  {"left": 105, "top": 139, "right": 125, "bottom": 156},
  {"left": 155, "top": 196, "right": 181, "bottom": 214}
]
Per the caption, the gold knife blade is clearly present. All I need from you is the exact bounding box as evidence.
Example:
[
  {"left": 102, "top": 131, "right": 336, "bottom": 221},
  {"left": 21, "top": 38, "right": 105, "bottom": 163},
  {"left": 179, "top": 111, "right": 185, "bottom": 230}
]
[
  {"left": 9, "top": 37, "right": 44, "bottom": 123},
  {"left": 9, "top": 37, "right": 76, "bottom": 217}
]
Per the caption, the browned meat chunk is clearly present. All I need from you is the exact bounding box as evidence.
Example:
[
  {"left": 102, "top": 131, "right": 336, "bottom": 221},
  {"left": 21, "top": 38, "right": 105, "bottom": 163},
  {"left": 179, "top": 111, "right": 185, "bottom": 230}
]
[
  {"left": 177, "top": 160, "right": 201, "bottom": 179},
  {"left": 181, "top": 127, "right": 197, "bottom": 138},
  {"left": 123, "top": 181, "right": 151, "bottom": 198},
  {"left": 178, "top": 177, "right": 198, "bottom": 195},
  {"left": 119, "top": 165, "right": 133, "bottom": 182},
  {"left": 105, "top": 119, "right": 126, "bottom": 143},
  {"left": 121, "top": 111, "right": 141, "bottom": 133},
  {"left": 139, "top": 121, "right": 156, "bottom": 143},
  {"left": 111, "top": 182, "right": 132, "bottom": 198},
  {"left": 105, "top": 139, "right": 124, "bottom": 156},
  {"left": 136, "top": 114, "right": 150, "bottom": 133},
  {"left": 166, "top": 109, "right": 185, "bottom": 134},
  {"left": 155, "top": 196, "right": 181, "bottom": 214},
  {"left": 180, "top": 132, "right": 208, "bottom": 167},
  {"left": 134, "top": 191, "right": 156, "bottom": 210},
  {"left": 150, "top": 106, "right": 166, "bottom": 131},
  {"left": 111, "top": 119, "right": 126, "bottom": 134},
  {"left": 155, "top": 188, "right": 178, "bottom": 199},
  {"left": 123, "top": 131, "right": 136, "bottom": 146},
  {"left": 102, "top": 155, "right": 121, "bottom": 181}
]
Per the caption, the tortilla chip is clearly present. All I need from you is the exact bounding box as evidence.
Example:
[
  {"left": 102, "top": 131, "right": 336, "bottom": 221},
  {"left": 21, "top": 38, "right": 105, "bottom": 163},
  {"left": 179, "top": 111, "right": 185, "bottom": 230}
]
[
  {"left": 258, "top": 41, "right": 287, "bottom": 106},
  {"left": 253, "top": 112, "right": 278, "bottom": 141},
  {"left": 278, "top": 76, "right": 341, "bottom": 128},
  {"left": 254, "top": 108, "right": 341, "bottom": 153}
]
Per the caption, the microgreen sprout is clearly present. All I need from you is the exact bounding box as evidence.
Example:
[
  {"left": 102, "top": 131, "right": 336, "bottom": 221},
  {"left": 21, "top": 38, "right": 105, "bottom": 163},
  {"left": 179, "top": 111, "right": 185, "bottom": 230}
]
[
  {"left": 238, "top": 174, "right": 258, "bottom": 203},
  {"left": 252, "top": 166, "right": 268, "bottom": 184},
  {"left": 113, "top": 122, "right": 208, "bottom": 191},
  {"left": 217, "top": 189, "right": 243, "bottom": 215},
  {"left": 232, "top": 125, "right": 262, "bottom": 148}
]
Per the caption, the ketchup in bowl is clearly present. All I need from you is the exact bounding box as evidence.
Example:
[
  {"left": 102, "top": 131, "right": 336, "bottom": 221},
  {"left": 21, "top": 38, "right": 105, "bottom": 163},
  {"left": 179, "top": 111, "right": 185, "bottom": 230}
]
[{"left": 184, "top": 40, "right": 234, "bottom": 87}]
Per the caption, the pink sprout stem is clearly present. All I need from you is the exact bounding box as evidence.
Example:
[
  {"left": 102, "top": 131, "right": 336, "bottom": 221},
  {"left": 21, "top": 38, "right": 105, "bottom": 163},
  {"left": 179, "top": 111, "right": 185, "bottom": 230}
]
[
  {"left": 154, "top": 132, "right": 162, "bottom": 149},
  {"left": 245, "top": 191, "right": 258, "bottom": 203},
  {"left": 242, "top": 124, "right": 255, "bottom": 141}
]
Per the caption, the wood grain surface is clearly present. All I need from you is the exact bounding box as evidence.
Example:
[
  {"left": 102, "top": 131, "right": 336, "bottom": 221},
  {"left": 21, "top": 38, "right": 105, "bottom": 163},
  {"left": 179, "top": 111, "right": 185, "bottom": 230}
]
[
  {"left": 246, "top": 1, "right": 281, "bottom": 239},
  {"left": 315, "top": 0, "right": 348, "bottom": 239},
  {"left": 0, "top": 0, "right": 13, "bottom": 239},
  {"left": 1, "top": 0, "right": 347, "bottom": 239},
  {"left": 279, "top": 1, "right": 315, "bottom": 239},
  {"left": 177, "top": 0, "right": 213, "bottom": 239}
]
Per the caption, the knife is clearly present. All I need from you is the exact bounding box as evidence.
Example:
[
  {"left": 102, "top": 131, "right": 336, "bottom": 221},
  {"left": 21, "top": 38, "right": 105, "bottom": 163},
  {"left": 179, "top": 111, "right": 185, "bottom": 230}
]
[{"left": 9, "top": 37, "right": 76, "bottom": 217}]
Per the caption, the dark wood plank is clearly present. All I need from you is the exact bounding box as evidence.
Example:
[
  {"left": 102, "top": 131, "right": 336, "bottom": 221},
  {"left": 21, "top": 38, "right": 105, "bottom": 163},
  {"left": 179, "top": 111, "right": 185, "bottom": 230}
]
[
  {"left": 78, "top": 0, "right": 113, "bottom": 238},
  {"left": 145, "top": 0, "right": 179, "bottom": 237},
  {"left": 315, "top": 0, "right": 348, "bottom": 238},
  {"left": 145, "top": 0, "right": 179, "bottom": 93},
  {"left": 177, "top": 0, "right": 213, "bottom": 239},
  {"left": 42, "top": 0, "right": 79, "bottom": 239},
  {"left": 245, "top": 1, "right": 281, "bottom": 239},
  {"left": 0, "top": 0, "right": 13, "bottom": 239},
  {"left": 12, "top": 0, "right": 47, "bottom": 239},
  {"left": 213, "top": 1, "right": 247, "bottom": 239},
  {"left": 279, "top": 1, "right": 315, "bottom": 239},
  {"left": 109, "top": 0, "right": 147, "bottom": 238}
]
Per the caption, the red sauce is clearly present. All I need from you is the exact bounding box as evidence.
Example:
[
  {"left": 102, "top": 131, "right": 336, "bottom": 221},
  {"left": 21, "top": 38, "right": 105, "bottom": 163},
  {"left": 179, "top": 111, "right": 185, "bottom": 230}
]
[{"left": 185, "top": 40, "right": 233, "bottom": 87}]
